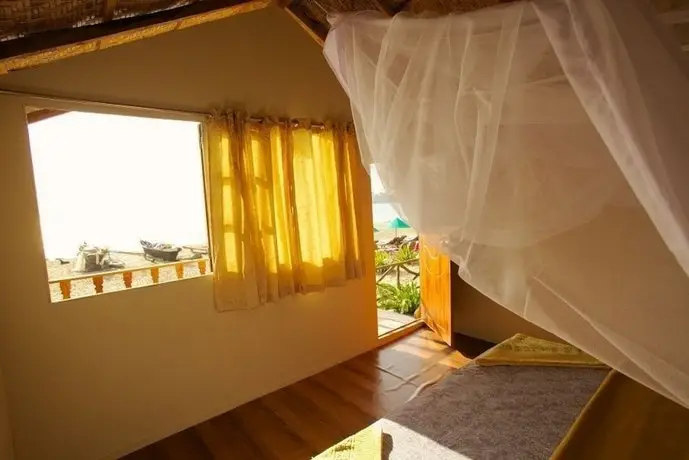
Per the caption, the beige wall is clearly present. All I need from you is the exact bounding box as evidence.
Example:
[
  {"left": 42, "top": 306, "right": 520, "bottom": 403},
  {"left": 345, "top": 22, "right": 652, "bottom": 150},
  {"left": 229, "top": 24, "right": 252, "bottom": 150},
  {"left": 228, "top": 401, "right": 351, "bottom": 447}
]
[
  {"left": 0, "top": 8, "right": 377, "bottom": 460},
  {"left": 0, "top": 7, "right": 352, "bottom": 121},
  {"left": 451, "top": 269, "right": 559, "bottom": 344}
]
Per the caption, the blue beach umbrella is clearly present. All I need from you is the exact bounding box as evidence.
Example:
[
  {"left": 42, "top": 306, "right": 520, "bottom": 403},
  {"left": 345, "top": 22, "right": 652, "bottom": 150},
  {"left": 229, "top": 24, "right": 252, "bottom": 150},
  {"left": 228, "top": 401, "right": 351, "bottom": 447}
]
[{"left": 388, "top": 217, "right": 410, "bottom": 237}]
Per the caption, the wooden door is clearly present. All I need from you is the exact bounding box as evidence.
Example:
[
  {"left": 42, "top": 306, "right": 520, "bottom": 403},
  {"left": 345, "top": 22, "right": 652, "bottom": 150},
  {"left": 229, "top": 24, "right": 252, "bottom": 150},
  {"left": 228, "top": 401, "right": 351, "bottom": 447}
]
[{"left": 419, "top": 236, "right": 453, "bottom": 346}]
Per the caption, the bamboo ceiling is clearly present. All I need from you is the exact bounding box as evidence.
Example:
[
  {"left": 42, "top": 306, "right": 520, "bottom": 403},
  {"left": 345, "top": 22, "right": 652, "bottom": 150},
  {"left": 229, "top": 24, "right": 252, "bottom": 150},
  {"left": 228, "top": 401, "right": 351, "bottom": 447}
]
[{"left": 0, "top": 0, "right": 688, "bottom": 74}]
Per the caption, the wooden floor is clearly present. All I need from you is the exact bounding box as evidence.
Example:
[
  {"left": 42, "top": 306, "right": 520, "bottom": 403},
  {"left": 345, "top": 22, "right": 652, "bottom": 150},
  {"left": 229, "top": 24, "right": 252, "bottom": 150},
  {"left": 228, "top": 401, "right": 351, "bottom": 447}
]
[{"left": 122, "top": 328, "right": 492, "bottom": 460}]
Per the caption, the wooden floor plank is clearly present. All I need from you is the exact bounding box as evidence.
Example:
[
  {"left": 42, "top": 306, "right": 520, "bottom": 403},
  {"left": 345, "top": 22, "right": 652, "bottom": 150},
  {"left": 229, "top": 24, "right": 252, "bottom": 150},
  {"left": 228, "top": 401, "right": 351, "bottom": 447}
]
[
  {"left": 121, "top": 328, "right": 486, "bottom": 460},
  {"left": 120, "top": 446, "right": 159, "bottom": 460},
  {"left": 209, "top": 412, "right": 267, "bottom": 459},
  {"left": 155, "top": 428, "right": 213, "bottom": 460},
  {"left": 333, "top": 360, "right": 417, "bottom": 405},
  {"left": 279, "top": 382, "right": 352, "bottom": 439},
  {"left": 311, "top": 368, "right": 386, "bottom": 418},
  {"left": 194, "top": 419, "right": 261, "bottom": 460},
  {"left": 322, "top": 364, "right": 416, "bottom": 412},
  {"left": 260, "top": 389, "right": 342, "bottom": 454},
  {"left": 289, "top": 378, "right": 375, "bottom": 437},
  {"left": 229, "top": 400, "right": 313, "bottom": 460}
]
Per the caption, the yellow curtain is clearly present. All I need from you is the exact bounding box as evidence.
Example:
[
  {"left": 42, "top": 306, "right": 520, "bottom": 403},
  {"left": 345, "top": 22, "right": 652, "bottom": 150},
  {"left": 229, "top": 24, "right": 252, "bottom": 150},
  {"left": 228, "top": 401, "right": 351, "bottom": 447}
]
[{"left": 203, "top": 113, "right": 364, "bottom": 311}]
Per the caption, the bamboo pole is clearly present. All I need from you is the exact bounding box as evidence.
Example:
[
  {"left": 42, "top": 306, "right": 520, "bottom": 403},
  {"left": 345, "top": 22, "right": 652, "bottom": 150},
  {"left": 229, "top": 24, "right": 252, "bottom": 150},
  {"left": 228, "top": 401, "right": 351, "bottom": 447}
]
[{"left": 375, "top": 258, "right": 420, "bottom": 285}]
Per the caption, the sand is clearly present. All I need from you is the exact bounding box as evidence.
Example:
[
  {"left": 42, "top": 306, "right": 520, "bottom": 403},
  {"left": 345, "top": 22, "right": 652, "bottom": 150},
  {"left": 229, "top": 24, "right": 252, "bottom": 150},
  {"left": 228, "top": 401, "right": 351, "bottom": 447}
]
[{"left": 373, "top": 225, "right": 417, "bottom": 246}]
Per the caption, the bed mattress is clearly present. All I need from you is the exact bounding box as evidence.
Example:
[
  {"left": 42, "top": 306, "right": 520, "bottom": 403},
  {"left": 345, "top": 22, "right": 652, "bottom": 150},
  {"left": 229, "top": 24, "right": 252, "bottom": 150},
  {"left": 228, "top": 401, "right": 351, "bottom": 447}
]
[{"left": 378, "top": 363, "right": 607, "bottom": 460}]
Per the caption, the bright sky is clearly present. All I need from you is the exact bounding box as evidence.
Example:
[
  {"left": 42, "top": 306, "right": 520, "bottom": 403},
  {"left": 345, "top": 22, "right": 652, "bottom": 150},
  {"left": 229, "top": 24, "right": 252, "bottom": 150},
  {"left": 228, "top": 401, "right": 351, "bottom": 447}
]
[
  {"left": 28, "top": 111, "right": 208, "bottom": 259},
  {"left": 370, "top": 164, "right": 385, "bottom": 195}
]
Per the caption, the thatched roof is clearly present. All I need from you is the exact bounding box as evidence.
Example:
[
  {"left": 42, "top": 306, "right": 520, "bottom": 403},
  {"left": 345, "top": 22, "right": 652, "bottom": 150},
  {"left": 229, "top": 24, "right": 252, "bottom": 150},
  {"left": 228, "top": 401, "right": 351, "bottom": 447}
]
[
  {"left": 0, "top": 0, "right": 688, "bottom": 74},
  {"left": 285, "top": 0, "right": 689, "bottom": 47}
]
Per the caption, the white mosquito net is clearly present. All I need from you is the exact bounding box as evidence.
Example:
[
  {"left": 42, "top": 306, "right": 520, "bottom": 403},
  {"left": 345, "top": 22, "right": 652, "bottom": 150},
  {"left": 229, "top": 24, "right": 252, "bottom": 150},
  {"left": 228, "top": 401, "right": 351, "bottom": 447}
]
[{"left": 324, "top": 0, "right": 689, "bottom": 407}]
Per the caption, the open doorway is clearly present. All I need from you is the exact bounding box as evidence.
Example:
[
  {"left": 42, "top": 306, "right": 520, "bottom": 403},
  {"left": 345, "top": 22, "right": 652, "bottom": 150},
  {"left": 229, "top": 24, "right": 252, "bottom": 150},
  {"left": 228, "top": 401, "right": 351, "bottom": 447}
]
[{"left": 370, "top": 165, "right": 421, "bottom": 336}]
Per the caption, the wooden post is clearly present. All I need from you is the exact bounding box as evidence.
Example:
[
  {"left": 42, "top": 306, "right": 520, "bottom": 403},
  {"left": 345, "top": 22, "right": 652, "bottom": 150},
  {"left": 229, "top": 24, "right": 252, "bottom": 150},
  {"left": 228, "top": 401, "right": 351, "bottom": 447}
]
[
  {"left": 102, "top": 0, "right": 119, "bottom": 21},
  {"left": 377, "top": 265, "right": 395, "bottom": 284},
  {"left": 150, "top": 267, "right": 160, "bottom": 284},
  {"left": 93, "top": 275, "right": 104, "bottom": 294},
  {"left": 284, "top": 6, "right": 326, "bottom": 46},
  {"left": 59, "top": 280, "right": 71, "bottom": 300},
  {"left": 122, "top": 271, "right": 133, "bottom": 288}
]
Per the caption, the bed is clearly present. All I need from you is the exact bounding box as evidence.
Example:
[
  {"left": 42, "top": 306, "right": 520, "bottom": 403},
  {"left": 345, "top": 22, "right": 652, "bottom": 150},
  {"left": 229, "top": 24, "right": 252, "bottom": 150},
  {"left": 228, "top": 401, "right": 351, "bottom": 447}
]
[
  {"left": 378, "top": 363, "right": 606, "bottom": 460},
  {"left": 315, "top": 334, "right": 689, "bottom": 460}
]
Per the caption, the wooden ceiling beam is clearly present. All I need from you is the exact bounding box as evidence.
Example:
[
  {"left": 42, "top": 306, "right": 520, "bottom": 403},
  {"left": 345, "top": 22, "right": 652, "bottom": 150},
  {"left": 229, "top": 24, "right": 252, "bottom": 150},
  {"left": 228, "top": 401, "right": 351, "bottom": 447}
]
[
  {"left": 0, "top": 0, "right": 269, "bottom": 73},
  {"left": 283, "top": 0, "right": 394, "bottom": 47},
  {"left": 284, "top": 5, "right": 327, "bottom": 46},
  {"left": 102, "top": 0, "right": 120, "bottom": 22}
]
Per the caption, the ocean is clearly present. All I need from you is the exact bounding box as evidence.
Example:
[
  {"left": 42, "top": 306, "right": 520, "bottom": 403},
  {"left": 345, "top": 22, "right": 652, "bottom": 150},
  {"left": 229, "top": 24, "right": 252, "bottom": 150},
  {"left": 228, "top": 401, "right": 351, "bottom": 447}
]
[{"left": 372, "top": 203, "right": 400, "bottom": 225}]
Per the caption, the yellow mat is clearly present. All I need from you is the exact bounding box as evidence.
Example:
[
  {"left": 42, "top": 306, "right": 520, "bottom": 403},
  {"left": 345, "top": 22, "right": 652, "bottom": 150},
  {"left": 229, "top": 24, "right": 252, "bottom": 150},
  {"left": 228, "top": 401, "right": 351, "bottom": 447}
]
[
  {"left": 475, "top": 333, "right": 607, "bottom": 368},
  {"left": 313, "top": 424, "right": 381, "bottom": 460},
  {"left": 552, "top": 370, "right": 689, "bottom": 460}
]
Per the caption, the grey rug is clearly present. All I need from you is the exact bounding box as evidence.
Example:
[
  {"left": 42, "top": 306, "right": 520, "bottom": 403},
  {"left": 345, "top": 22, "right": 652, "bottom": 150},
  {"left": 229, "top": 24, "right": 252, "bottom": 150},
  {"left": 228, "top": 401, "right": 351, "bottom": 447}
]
[{"left": 378, "top": 364, "right": 607, "bottom": 460}]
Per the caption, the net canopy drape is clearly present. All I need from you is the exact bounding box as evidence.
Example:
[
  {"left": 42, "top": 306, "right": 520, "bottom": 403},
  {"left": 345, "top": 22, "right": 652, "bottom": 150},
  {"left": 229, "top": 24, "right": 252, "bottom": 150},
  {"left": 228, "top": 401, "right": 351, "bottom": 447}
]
[{"left": 324, "top": 0, "right": 689, "bottom": 407}]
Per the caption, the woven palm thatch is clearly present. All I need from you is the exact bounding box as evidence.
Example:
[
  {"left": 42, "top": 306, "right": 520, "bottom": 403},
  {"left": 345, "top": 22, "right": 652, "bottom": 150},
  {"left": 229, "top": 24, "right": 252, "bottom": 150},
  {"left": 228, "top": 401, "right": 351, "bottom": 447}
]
[
  {"left": 0, "top": 0, "right": 209, "bottom": 42},
  {"left": 1, "top": 0, "right": 689, "bottom": 44},
  {"left": 292, "top": 0, "right": 506, "bottom": 32},
  {"left": 0, "top": 0, "right": 688, "bottom": 75},
  {"left": 296, "top": 0, "right": 689, "bottom": 32},
  {"left": 0, "top": 0, "right": 104, "bottom": 41}
]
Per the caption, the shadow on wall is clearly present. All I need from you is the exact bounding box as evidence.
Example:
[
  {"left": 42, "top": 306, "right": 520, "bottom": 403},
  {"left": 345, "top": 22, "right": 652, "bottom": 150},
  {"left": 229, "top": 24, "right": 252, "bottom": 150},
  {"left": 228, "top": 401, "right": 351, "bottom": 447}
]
[
  {"left": 450, "top": 263, "right": 561, "bottom": 344},
  {"left": 452, "top": 333, "right": 494, "bottom": 358}
]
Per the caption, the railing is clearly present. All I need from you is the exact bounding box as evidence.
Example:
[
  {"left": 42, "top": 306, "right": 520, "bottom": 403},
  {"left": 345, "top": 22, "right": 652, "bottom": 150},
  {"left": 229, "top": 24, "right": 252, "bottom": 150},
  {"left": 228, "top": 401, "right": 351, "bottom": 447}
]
[
  {"left": 376, "top": 258, "right": 419, "bottom": 287},
  {"left": 49, "top": 258, "right": 209, "bottom": 301}
]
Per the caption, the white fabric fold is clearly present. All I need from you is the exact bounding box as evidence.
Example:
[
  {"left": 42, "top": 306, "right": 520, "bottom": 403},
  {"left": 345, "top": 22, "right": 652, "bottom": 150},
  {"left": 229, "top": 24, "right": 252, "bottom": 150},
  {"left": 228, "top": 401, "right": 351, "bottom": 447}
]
[{"left": 324, "top": 0, "right": 689, "bottom": 407}]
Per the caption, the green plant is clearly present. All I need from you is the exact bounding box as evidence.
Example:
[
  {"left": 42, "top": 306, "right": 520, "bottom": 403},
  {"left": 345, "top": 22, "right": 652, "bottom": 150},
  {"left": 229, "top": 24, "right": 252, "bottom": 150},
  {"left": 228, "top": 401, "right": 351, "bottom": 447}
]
[
  {"left": 375, "top": 250, "right": 390, "bottom": 271},
  {"left": 377, "top": 281, "right": 421, "bottom": 316},
  {"left": 394, "top": 244, "right": 418, "bottom": 263}
]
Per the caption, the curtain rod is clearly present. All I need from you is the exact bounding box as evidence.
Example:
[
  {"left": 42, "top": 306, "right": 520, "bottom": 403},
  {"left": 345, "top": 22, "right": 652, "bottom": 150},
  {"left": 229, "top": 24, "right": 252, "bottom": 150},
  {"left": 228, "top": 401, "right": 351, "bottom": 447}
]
[
  {"left": 0, "top": 88, "right": 345, "bottom": 128},
  {"left": 246, "top": 116, "right": 326, "bottom": 129},
  {"left": 0, "top": 88, "right": 208, "bottom": 118}
]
